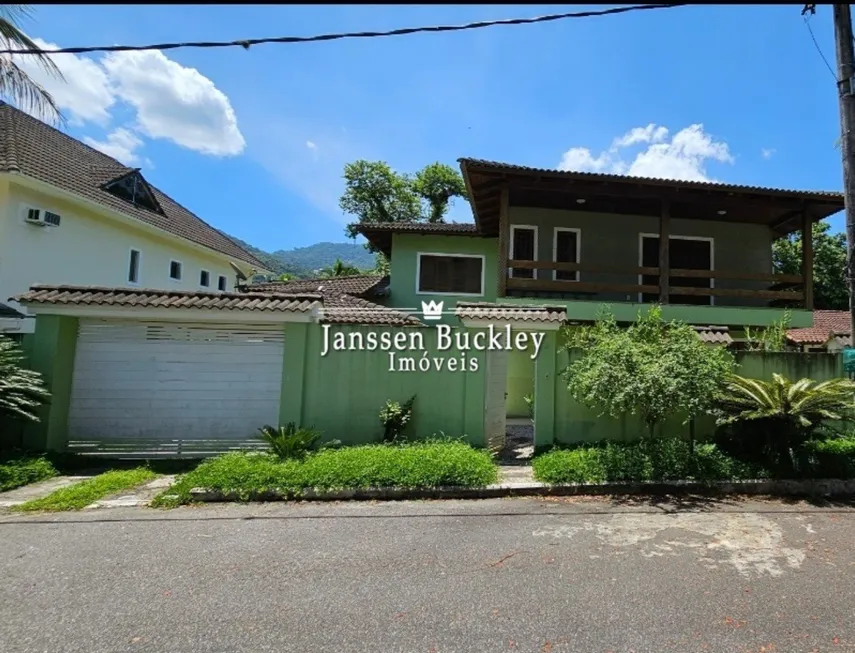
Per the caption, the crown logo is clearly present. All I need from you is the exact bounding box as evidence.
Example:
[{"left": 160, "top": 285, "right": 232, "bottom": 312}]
[{"left": 421, "top": 300, "right": 444, "bottom": 321}]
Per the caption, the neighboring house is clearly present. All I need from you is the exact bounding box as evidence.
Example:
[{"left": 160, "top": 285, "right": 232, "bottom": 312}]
[
  {"left": 787, "top": 310, "right": 851, "bottom": 352},
  {"left": 0, "top": 102, "right": 268, "bottom": 333}
]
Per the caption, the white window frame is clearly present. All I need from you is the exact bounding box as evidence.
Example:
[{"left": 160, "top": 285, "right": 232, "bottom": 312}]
[
  {"left": 415, "top": 252, "right": 486, "bottom": 297},
  {"left": 199, "top": 269, "right": 211, "bottom": 288},
  {"left": 127, "top": 248, "right": 141, "bottom": 285},
  {"left": 217, "top": 275, "right": 228, "bottom": 292},
  {"left": 637, "top": 233, "right": 715, "bottom": 306},
  {"left": 552, "top": 227, "right": 581, "bottom": 282},
  {"left": 169, "top": 259, "right": 183, "bottom": 282},
  {"left": 509, "top": 224, "right": 539, "bottom": 279}
]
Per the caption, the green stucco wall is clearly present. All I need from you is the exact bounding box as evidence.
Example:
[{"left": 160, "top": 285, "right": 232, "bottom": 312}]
[
  {"left": 22, "top": 315, "right": 78, "bottom": 452},
  {"left": 508, "top": 206, "right": 775, "bottom": 307},
  {"left": 507, "top": 343, "right": 535, "bottom": 417},
  {"left": 286, "top": 324, "right": 487, "bottom": 446},
  {"left": 388, "top": 233, "right": 498, "bottom": 324}
]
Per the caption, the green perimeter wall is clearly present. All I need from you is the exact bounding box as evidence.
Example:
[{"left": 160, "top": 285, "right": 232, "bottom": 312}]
[
  {"left": 283, "top": 323, "right": 487, "bottom": 446},
  {"left": 549, "top": 348, "right": 845, "bottom": 446}
]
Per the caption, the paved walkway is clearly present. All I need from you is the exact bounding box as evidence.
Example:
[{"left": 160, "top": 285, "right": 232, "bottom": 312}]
[
  {"left": 0, "top": 475, "right": 96, "bottom": 508},
  {"left": 0, "top": 475, "right": 176, "bottom": 510}
]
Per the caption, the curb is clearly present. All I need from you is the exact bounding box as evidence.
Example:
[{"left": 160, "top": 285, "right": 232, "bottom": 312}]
[{"left": 185, "top": 478, "right": 855, "bottom": 503}]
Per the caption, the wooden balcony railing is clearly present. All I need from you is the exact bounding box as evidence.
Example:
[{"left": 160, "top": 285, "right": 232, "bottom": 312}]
[{"left": 505, "top": 260, "right": 805, "bottom": 304}]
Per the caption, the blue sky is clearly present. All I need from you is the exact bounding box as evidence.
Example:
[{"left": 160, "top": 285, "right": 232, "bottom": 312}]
[{"left": 11, "top": 4, "right": 845, "bottom": 251}]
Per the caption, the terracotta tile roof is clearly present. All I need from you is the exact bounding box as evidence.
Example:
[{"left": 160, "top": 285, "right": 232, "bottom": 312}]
[
  {"left": 787, "top": 310, "right": 851, "bottom": 344},
  {"left": 455, "top": 302, "right": 567, "bottom": 323},
  {"left": 350, "top": 222, "right": 482, "bottom": 256},
  {"left": 320, "top": 292, "right": 424, "bottom": 327},
  {"left": 14, "top": 285, "right": 321, "bottom": 313},
  {"left": 248, "top": 275, "right": 390, "bottom": 298},
  {"left": 459, "top": 158, "right": 844, "bottom": 200},
  {"left": 693, "top": 325, "right": 733, "bottom": 345},
  {"left": 0, "top": 103, "right": 265, "bottom": 270}
]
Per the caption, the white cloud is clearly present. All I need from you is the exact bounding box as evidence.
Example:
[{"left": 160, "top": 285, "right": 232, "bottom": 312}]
[
  {"left": 7, "top": 37, "right": 114, "bottom": 125},
  {"left": 101, "top": 50, "right": 244, "bottom": 156},
  {"left": 84, "top": 128, "right": 144, "bottom": 166},
  {"left": 557, "top": 123, "right": 734, "bottom": 182},
  {"left": 6, "top": 36, "right": 244, "bottom": 158},
  {"left": 306, "top": 140, "right": 317, "bottom": 150},
  {"left": 761, "top": 147, "right": 776, "bottom": 160}
]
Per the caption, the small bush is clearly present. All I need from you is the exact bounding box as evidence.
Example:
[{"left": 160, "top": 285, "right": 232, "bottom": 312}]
[
  {"left": 155, "top": 440, "right": 498, "bottom": 506},
  {"left": 380, "top": 395, "right": 416, "bottom": 442},
  {"left": 532, "top": 439, "right": 764, "bottom": 485},
  {"left": 257, "top": 423, "right": 332, "bottom": 460},
  {"left": 0, "top": 452, "right": 58, "bottom": 492},
  {"left": 800, "top": 437, "right": 855, "bottom": 479}
]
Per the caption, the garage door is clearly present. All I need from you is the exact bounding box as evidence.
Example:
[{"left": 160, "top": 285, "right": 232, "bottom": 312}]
[{"left": 68, "top": 319, "right": 285, "bottom": 444}]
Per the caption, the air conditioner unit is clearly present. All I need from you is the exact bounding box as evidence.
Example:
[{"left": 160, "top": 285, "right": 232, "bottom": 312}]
[{"left": 24, "top": 208, "right": 61, "bottom": 227}]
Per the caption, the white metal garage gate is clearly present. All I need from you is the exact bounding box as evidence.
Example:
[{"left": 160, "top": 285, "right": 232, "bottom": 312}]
[{"left": 67, "top": 319, "right": 285, "bottom": 455}]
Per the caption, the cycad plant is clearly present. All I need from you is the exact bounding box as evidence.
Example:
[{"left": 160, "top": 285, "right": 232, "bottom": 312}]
[
  {"left": 713, "top": 373, "right": 855, "bottom": 473},
  {"left": 257, "top": 423, "right": 328, "bottom": 460},
  {"left": 0, "top": 335, "right": 50, "bottom": 422}
]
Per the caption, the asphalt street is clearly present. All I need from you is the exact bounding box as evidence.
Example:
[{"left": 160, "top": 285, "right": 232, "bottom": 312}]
[{"left": 1, "top": 496, "right": 855, "bottom": 653}]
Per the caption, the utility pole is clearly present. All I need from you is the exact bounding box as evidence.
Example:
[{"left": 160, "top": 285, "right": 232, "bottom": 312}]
[{"left": 833, "top": 4, "right": 855, "bottom": 345}]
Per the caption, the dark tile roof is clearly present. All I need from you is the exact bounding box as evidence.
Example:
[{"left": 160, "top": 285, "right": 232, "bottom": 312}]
[
  {"left": 248, "top": 275, "right": 390, "bottom": 298},
  {"left": 14, "top": 285, "right": 320, "bottom": 313},
  {"left": 350, "top": 222, "right": 482, "bottom": 256},
  {"left": 0, "top": 302, "right": 25, "bottom": 319},
  {"left": 320, "top": 292, "right": 424, "bottom": 327},
  {"left": 787, "top": 310, "right": 851, "bottom": 344},
  {"left": 459, "top": 158, "right": 844, "bottom": 200},
  {"left": 0, "top": 102, "right": 265, "bottom": 270},
  {"left": 455, "top": 302, "right": 567, "bottom": 323}
]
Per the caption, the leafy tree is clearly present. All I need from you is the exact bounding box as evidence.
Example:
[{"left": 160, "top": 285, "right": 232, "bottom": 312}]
[
  {"left": 0, "top": 5, "right": 64, "bottom": 125},
  {"left": 773, "top": 221, "right": 847, "bottom": 310},
  {"left": 712, "top": 373, "right": 855, "bottom": 474},
  {"left": 0, "top": 335, "right": 50, "bottom": 422},
  {"left": 341, "top": 161, "right": 421, "bottom": 239},
  {"left": 340, "top": 160, "right": 468, "bottom": 239},
  {"left": 373, "top": 252, "right": 390, "bottom": 276},
  {"left": 319, "top": 258, "right": 361, "bottom": 278},
  {"left": 276, "top": 272, "right": 295, "bottom": 281},
  {"left": 563, "top": 306, "right": 735, "bottom": 439},
  {"left": 412, "top": 162, "right": 468, "bottom": 223}
]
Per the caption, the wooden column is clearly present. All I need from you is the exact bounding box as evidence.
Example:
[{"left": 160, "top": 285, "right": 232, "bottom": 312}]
[
  {"left": 802, "top": 209, "right": 814, "bottom": 311},
  {"left": 497, "top": 184, "right": 510, "bottom": 298},
  {"left": 658, "top": 200, "right": 670, "bottom": 304}
]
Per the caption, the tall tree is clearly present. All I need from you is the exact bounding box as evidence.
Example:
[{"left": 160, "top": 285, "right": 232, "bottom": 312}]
[
  {"left": 412, "top": 162, "right": 468, "bottom": 223},
  {"left": 0, "top": 5, "right": 64, "bottom": 124},
  {"left": 340, "top": 160, "right": 468, "bottom": 239},
  {"left": 773, "top": 221, "right": 847, "bottom": 311},
  {"left": 319, "top": 258, "right": 361, "bottom": 278}
]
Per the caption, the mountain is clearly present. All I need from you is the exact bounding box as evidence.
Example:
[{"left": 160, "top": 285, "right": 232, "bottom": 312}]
[{"left": 227, "top": 236, "right": 376, "bottom": 278}]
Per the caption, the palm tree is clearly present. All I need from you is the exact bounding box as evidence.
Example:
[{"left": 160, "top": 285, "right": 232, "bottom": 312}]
[
  {"left": 319, "top": 258, "right": 360, "bottom": 278},
  {"left": 0, "top": 5, "right": 65, "bottom": 124}
]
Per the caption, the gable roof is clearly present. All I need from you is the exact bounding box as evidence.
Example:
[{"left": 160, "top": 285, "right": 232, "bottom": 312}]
[
  {"left": 787, "top": 310, "right": 851, "bottom": 344},
  {"left": 0, "top": 102, "right": 265, "bottom": 270},
  {"left": 247, "top": 274, "right": 390, "bottom": 298}
]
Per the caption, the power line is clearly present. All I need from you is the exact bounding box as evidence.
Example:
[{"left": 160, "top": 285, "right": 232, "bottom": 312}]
[
  {"left": 0, "top": 4, "right": 689, "bottom": 56},
  {"left": 804, "top": 13, "right": 837, "bottom": 81}
]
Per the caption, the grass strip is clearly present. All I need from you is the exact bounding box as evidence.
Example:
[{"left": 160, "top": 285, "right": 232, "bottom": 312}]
[
  {"left": 154, "top": 440, "right": 498, "bottom": 507},
  {"left": 12, "top": 467, "right": 158, "bottom": 512},
  {"left": 0, "top": 453, "right": 58, "bottom": 492}
]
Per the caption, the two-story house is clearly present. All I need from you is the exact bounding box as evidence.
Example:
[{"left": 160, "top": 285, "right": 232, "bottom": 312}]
[
  {"left": 352, "top": 157, "right": 845, "bottom": 424},
  {"left": 0, "top": 102, "right": 268, "bottom": 334}
]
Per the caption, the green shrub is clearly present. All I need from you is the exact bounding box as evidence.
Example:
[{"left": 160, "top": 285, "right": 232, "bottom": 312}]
[
  {"left": 532, "top": 440, "right": 764, "bottom": 485},
  {"left": 0, "top": 452, "right": 58, "bottom": 492},
  {"left": 379, "top": 395, "right": 416, "bottom": 442},
  {"left": 257, "top": 423, "right": 334, "bottom": 460},
  {"left": 0, "top": 336, "right": 51, "bottom": 423},
  {"left": 155, "top": 440, "right": 498, "bottom": 506},
  {"left": 800, "top": 437, "right": 855, "bottom": 478}
]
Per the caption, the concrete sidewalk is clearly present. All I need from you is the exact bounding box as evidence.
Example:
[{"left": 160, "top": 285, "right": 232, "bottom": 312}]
[{"left": 0, "top": 475, "right": 96, "bottom": 508}]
